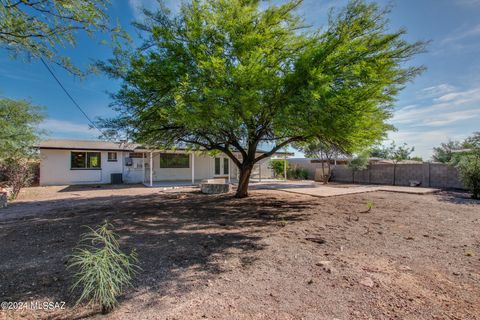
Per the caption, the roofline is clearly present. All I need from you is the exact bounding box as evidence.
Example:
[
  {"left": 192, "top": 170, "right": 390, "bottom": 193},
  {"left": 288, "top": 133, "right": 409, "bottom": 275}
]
[
  {"left": 38, "top": 146, "right": 136, "bottom": 152},
  {"left": 38, "top": 145, "right": 293, "bottom": 156}
]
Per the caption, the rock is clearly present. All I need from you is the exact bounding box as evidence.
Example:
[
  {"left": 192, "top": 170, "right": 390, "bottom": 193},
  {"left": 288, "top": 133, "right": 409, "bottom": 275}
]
[
  {"left": 359, "top": 277, "right": 374, "bottom": 288},
  {"left": 316, "top": 260, "right": 331, "bottom": 267},
  {"left": 453, "top": 271, "right": 460, "bottom": 276},
  {"left": 200, "top": 183, "right": 230, "bottom": 194},
  {"left": 316, "top": 260, "right": 334, "bottom": 273},
  {"left": 398, "top": 265, "right": 412, "bottom": 271}
]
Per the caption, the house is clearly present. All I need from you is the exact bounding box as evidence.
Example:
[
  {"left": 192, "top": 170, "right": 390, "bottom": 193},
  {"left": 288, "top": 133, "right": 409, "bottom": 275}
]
[{"left": 37, "top": 139, "right": 292, "bottom": 186}]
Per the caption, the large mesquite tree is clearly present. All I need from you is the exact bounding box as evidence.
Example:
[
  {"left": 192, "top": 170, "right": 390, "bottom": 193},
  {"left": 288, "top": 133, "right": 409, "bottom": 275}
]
[{"left": 99, "top": 0, "right": 425, "bottom": 197}]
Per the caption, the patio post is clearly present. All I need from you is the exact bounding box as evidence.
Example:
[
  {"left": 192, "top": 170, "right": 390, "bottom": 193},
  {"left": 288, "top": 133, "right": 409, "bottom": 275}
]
[
  {"left": 259, "top": 162, "right": 262, "bottom": 182},
  {"left": 284, "top": 154, "right": 287, "bottom": 180},
  {"left": 228, "top": 158, "right": 231, "bottom": 183},
  {"left": 149, "top": 151, "right": 153, "bottom": 187},
  {"left": 191, "top": 152, "right": 195, "bottom": 185},
  {"left": 142, "top": 152, "right": 145, "bottom": 183}
]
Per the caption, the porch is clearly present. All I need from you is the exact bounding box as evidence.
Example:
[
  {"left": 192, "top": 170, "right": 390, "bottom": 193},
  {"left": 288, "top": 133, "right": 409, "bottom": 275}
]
[{"left": 140, "top": 150, "right": 286, "bottom": 187}]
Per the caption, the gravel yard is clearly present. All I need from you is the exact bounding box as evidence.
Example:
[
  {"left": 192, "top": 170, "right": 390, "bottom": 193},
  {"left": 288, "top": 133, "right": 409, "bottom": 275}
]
[{"left": 0, "top": 185, "right": 479, "bottom": 319}]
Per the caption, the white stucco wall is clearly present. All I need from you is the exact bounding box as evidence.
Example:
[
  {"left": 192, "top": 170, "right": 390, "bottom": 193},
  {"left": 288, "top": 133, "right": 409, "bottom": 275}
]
[
  {"left": 39, "top": 149, "right": 274, "bottom": 186},
  {"left": 39, "top": 149, "right": 126, "bottom": 185}
]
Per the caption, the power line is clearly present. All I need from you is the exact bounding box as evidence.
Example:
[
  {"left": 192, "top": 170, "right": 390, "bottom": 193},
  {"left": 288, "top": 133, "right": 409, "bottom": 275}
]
[{"left": 39, "top": 57, "right": 104, "bottom": 136}]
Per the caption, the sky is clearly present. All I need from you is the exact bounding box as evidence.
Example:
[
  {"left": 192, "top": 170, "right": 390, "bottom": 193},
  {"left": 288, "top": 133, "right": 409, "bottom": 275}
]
[{"left": 1, "top": 0, "right": 479, "bottom": 160}]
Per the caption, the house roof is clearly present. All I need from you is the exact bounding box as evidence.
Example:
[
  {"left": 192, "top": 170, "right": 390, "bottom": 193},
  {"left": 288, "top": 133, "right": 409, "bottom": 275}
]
[
  {"left": 37, "top": 139, "right": 294, "bottom": 156},
  {"left": 37, "top": 139, "right": 140, "bottom": 151}
]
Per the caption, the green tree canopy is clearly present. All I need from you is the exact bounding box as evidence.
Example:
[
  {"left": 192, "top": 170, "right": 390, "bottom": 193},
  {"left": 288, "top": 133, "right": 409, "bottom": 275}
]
[
  {"left": 370, "top": 141, "right": 415, "bottom": 162},
  {"left": 0, "top": 97, "right": 44, "bottom": 160},
  {"left": 0, "top": 0, "right": 124, "bottom": 75},
  {"left": 98, "top": 0, "right": 426, "bottom": 197},
  {"left": 432, "top": 140, "right": 463, "bottom": 163}
]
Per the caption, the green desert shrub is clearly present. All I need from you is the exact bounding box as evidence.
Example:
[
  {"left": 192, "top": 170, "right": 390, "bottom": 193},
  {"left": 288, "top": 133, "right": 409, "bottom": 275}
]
[
  {"left": 270, "top": 159, "right": 289, "bottom": 178},
  {"left": 287, "top": 167, "right": 309, "bottom": 180},
  {"left": 68, "top": 222, "right": 139, "bottom": 314},
  {"left": 456, "top": 151, "right": 480, "bottom": 199}
]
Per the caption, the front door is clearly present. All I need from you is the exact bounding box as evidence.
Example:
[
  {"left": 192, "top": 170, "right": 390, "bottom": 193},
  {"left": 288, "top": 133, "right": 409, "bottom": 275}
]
[{"left": 214, "top": 157, "right": 229, "bottom": 177}]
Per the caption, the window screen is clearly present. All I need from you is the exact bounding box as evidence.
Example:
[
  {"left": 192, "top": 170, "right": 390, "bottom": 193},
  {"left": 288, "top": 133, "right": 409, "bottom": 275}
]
[{"left": 160, "top": 153, "right": 189, "bottom": 168}]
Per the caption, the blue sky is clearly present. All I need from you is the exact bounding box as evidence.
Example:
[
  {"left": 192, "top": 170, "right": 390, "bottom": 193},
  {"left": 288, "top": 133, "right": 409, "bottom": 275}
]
[{"left": 1, "top": 0, "right": 479, "bottom": 159}]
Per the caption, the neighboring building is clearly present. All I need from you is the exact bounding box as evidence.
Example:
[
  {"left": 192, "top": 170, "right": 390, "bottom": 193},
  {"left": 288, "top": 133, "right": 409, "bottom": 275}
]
[{"left": 37, "top": 139, "right": 292, "bottom": 186}]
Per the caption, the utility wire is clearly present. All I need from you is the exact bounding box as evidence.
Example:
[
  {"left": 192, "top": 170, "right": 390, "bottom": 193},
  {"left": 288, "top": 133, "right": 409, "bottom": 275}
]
[{"left": 40, "top": 57, "right": 104, "bottom": 136}]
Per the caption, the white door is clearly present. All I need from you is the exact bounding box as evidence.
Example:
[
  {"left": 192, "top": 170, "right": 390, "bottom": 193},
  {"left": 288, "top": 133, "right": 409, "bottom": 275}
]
[{"left": 214, "top": 157, "right": 229, "bottom": 176}]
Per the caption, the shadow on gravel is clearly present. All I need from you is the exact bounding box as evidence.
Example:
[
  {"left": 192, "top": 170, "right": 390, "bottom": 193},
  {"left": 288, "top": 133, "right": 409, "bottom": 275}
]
[
  {"left": 436, "top": 191, "right": 480, "bottom": 205},
  {"left": 0, "top": 191, "right": 313, "bottom": 318}
]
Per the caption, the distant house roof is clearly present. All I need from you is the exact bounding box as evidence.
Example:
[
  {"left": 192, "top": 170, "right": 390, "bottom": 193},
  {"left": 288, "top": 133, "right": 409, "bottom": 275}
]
[{"left": 37, "top": 139, "right": 294, "bottom": 156}]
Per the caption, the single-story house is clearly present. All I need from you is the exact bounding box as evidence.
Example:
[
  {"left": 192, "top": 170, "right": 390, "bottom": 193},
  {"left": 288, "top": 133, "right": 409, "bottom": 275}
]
[{"left": 37, "top": 139, "right": 292, "bottom": 186}]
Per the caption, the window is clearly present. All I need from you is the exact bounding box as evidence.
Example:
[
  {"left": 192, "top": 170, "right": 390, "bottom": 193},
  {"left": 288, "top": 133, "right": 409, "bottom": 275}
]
[
  {"left": 223, "top": 158, "right": 229, "bottom": 175},
  {"left": 71, "top": 152, "right": 101, "bottom": 169},
  {"left": 215, "top": 157, "right": 221, "bottom": 175},
  {"left": 160, "top": 153, "right": 189, "bottom": 168},
  {"left": 129, "top": 152, "right": 145, "bottom": 158},
  {"left": 108, "top": 152, "right": 117, "bottom": 162}
]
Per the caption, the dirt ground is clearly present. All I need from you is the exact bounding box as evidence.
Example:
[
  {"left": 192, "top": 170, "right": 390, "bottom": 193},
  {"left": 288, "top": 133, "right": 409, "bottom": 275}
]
[{"left": 1, "top": 185, "right": 479, "bottom": 320}]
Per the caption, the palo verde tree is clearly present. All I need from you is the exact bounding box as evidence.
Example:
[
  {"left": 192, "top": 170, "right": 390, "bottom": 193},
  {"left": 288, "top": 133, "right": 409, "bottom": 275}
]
[
  {"left": 0, "top": 0, "right": 124, "bottom": 75},
  {"left": 98, "top": 0, "right": 426, "bottom": 197}
]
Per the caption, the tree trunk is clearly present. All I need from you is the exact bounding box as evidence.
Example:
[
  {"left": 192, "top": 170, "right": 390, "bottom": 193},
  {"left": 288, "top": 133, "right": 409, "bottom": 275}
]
[{"left": 236, "top": 164, "right": 253, "bottom": 198}]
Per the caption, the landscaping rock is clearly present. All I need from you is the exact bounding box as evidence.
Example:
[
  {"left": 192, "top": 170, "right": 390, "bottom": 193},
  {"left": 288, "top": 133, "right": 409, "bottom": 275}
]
[
  {"left": 359, "top": 277, "right": 374, "bottom": 287},
  {"left": 200, "top": 183, "right": 230, "bottom": 194}
]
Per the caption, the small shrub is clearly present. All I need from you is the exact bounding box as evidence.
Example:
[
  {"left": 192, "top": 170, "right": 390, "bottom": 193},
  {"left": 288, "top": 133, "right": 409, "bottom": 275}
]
[
  {"left": 287, "top": 167, "right": 309, "bottom": 180},
  {"left": 270, "top": 159, "right": 289, "bottom": 178},
  {"left": 68, "top": 222, "right": 139, "bottom": 314},
  {"left": 456, "top": 151, "right": 480, "bottom": 199},
  {"left": 0, "top": 158, "right": 35, "bottom": 199},
  {"left": 366, "top": 200, "right": 374, "bottom": 212}
]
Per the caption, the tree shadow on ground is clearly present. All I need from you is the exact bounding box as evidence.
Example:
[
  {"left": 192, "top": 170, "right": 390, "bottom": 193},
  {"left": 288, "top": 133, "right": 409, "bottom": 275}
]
[
  {"left": 436, "top": 191, "right": 480, "bottom": 205},
  {"left": 0, "top": 191, "right": 314, "bottom": 318}
]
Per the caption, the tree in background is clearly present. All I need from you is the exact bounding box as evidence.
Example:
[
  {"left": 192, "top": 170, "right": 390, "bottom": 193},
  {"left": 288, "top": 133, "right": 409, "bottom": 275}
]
[
  {"left": 370, "top": 141, "right": 415, "bottom": 162},
  {"left": 295, "top": 140, "right": 342, "bottom": 184},
  {"left": 0, "top": 97, "right": 44, "bottom": 199},
  {"left": 456, "top": 150, "right": 480, "bottom": 199},
  {"left": 347, "top": 152, "right": 369, "bottom": 184},
  {"left": 97, "top": 0, "right": 425, "bottom": 197},
  {"left": 432, "top": 140, "right": 463, "bottom": 163},
  {"left": 0, "top": 0, "right": 124, "bottom": 75}
]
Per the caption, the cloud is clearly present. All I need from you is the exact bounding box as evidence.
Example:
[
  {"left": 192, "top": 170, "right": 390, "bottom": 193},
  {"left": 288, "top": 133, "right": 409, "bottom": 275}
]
[
  {"left": 387, "top": 129, "right": 468, "bottom": 159},
  {"left": 40, "top": 119, "right": 97, "bottom": 136},
  {"left": 393, "top": 86, "right": 480, "bottom": 126},
  {"left": 128, "top": 0, "right": 180, "bottom": 20},
  {"left": 441, "top": 24, "right": 480, "bottom": 45}
]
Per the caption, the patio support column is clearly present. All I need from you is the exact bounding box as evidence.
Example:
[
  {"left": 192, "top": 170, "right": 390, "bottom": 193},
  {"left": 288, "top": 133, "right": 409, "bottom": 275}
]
[
  {"left": 228, "top": 158, "right": 231, "bottom": 184},
  {"left": 191, "top": 152, "right": 195, "bottom": 185},
  {"left": 142, "top": 152, "right": 146, "bottom": 183},
  {"left": 149, "top": 151, "right": 153, "bottom": 187},
  {"left": 259, "top": 162, "right": 262, "bottom": 182},
  {"left": 284, "top": 154, "right": 287, "bottom": 180}
]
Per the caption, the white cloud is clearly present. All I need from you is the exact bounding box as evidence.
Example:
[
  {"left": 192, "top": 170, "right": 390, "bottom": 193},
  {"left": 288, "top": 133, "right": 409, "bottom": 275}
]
[
  {"left": 128, "top": 0, "right": 180, "bottom": 20},
  {"left": 387, "top": 129, "right": 468, "bottom": 160},
  {"left": 393, "top": 86, "right": 480, "bottom": 126},
  {"left": 40, "top": 119, "right": 96, "bottom": 136},
  {"left": 389, "top": 83, "right": 480, "bottom": 159},
  {"left": 441, "top": 24, "right": 480, "bottom": 45}
]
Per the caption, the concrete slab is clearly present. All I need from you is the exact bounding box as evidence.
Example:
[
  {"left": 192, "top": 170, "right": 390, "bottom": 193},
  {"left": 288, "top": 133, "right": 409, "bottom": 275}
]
[{"left": 276, "top": 184, "right": 440, "bottom": 198}]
